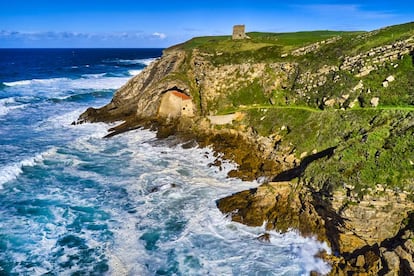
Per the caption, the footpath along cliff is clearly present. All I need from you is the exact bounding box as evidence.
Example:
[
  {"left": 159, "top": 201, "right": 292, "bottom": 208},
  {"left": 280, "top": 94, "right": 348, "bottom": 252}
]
[{"left": 76, "top": 22, "right": 414, "bottom": 275}]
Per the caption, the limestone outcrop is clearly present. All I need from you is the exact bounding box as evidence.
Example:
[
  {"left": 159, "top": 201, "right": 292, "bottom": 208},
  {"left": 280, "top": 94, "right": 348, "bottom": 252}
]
[
  {"left": 340, "top": 37, "right": 414, "bottom": 76},
  {"left": 217, "top": 180, "right": 414, "bottom": 275},
  {"left": 291, "top": 36, "right": 341, "bottom": 56},
  {"left": 77, "top": 50, "right": 189, "bottom": 123}
]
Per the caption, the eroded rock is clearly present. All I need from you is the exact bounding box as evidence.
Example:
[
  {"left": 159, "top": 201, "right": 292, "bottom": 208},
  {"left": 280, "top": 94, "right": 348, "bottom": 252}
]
[{"left": 383, "top": 251, "right": 400, "bottom": 274}]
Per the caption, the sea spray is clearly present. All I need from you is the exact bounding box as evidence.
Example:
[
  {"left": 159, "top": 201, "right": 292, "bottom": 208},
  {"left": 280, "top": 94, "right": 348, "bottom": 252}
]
[
  {"left": 0, "top": 49, "right": 331, "bottom": 275},
  {"left": 3, "top": 76, "right": 132, "bottom": 91}
]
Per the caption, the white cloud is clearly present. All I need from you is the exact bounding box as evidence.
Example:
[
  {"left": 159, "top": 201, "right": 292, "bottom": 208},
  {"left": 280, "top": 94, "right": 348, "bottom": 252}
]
[
  {"left": 152, "top": 32, "right": 167, "bottom": 39},
  {"left": 294, "top": 4, "right": 396, "bottom": 20},
  {"left": 0, "top": 30, "right": 91, "bottom": 40},
  {"left": 0, "top": 29, "right": 173, "bottom": 47}
]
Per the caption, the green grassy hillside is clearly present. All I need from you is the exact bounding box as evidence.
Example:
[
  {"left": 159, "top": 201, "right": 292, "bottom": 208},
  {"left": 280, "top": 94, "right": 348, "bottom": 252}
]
[
  {"left": 168, "top": 22, "right": 414, "bottom": 112},
  {"left": 167, "top": 22, "right": 414, "bottom": 195}
]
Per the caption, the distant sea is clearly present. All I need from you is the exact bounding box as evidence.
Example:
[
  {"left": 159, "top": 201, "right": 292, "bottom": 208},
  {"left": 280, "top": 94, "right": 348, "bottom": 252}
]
[{"left": 0, "top": 48, "right": 330, "bottom": 275}]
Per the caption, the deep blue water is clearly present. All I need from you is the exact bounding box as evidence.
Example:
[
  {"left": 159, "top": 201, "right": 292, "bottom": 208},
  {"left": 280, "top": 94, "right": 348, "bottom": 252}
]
[{"left": 0, "top": 48, "right": 330, "bottom": 275}]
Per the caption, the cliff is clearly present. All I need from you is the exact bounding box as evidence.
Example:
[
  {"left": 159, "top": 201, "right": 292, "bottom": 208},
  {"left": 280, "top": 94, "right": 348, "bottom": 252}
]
[{"left": 76, "top": 22, "right": 414, "bottom": 275}]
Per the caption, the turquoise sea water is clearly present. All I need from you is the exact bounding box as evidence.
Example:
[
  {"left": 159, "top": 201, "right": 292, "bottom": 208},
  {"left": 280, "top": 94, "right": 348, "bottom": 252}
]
[{"left": 0, "top": 49, "right": 330, "bottom": 275}]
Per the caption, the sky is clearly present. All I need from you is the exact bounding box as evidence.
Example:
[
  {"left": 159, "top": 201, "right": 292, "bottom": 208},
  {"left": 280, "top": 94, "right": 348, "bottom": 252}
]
[{"left": 0, "top": 0, "right": 413, "bottom": 48}]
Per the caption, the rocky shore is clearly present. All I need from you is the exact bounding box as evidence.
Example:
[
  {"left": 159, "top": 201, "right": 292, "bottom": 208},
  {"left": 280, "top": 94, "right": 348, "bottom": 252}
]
[{"left": 76, "top": 23, "right": 414, "bottom": 275}]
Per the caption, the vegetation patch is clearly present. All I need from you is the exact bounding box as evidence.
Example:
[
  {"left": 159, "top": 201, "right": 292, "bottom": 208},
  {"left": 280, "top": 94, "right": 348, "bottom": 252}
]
[{"left": 149, "top": 22, "right": 414, "bottom": 197}]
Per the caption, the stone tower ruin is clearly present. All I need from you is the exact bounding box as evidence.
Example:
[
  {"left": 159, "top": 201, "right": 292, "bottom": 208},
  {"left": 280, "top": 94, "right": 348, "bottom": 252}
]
[{"left": 232, "top": 25, "right": 246, "bottom": 40}]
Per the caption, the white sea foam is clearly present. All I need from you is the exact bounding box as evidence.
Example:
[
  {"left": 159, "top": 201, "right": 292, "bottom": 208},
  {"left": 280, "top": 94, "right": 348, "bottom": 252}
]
[
  {"left": 128, "top": 69, "right": 143, "bottom": 76},
  {"left": 114, "top": 58, "right": 156, "bottom": 66},
  {"left": 3, "top": 78, "right": 64, "bottom": 87},
  {"left": 81, "top": 73, "right": 106, "bottom": 79},
  {"left": 0, "top": 153, "right": 45, "bottom": 188},
  {"left": 3, "top": 76, "right": 130, "bottom": 93},
  {"left": 66, "top": 76, "right": 131, "bottom": 90},
  {"left": 0, "top": 97, "right": 16, "bottom": 116},
  {"left": 80, "top": 128, "right": 331, "bottom": 275},
  {"left": 37, "top": 109, "right": 109, "bottom": 132},
  {"left": 0, "top": 97, "right": 28, "bottom": 116},
  {"left": 139, "top": 58, "right": 157, "bottom": 66},
  {"left": 6, "top": 190, "right": 111, "bottom": 275},
  {"left": 0, "top": 123, "right": 331, "bottom": 274},
  {"left": 3, "top": 80, "right": 31, "bottom": 86}
]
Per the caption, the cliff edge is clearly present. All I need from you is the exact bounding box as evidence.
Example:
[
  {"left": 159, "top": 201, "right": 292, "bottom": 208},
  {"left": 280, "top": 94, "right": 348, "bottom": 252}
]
[{"left": 76, "top": 22, "right": 414, "bottom": 275}]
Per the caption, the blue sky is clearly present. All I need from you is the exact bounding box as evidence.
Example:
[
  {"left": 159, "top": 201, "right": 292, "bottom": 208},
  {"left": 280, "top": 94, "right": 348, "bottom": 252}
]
[{"left": 0, "top": 0, "right": 413, "bottom": 48}]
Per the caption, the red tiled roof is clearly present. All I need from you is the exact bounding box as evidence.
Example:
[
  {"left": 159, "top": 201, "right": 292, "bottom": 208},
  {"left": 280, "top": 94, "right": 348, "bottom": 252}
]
[{"left": 171, "top": 91, "right": 191, "bottom": 100}]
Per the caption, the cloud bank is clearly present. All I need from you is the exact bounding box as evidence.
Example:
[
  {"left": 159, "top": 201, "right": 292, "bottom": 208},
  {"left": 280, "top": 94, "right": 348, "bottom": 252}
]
[
  {"left": 152, "top": 32, "right": 167, "bottom": 39},
  {"left": 297, "top": 4, "right": 396, "bottom": 20},
  {"left": 0, "top": 30, "right": 169, "bottom": 47}
]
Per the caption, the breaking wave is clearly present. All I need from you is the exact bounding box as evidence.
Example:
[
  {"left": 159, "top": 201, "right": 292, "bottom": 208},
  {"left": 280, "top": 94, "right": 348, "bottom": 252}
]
[
  {"left": 104, "top": 58, "right": 156, "bottom": 66},
  {"left": 50, "top": 91, "right": 114, "bottom": 103},
  {"left": 0, "top": 97, "right": 28, "bottom": 116},
  {"left": 128, "top": 69, "right": 143, "bottom": 76},
  {"left": 3, "top": 76, "right": 130, "bottom": 91},
  {"left": 0, "top": 152, "right": 46, "bottom": 188}
]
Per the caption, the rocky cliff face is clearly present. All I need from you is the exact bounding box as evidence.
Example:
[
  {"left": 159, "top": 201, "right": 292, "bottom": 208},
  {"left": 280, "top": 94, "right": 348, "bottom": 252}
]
[
  {"left": 77, "top": 23, "right": 414, "bottom": 275},
  {"left": 78, "top": 47, "right": 299, "bottom": 122},
  {"left": 191, "top": 50, "right": 297, "bottom": 114},
  {"left": 217, "top": 180, "right": 414, "bottom": 275},
  {"left": 77, "top": 50, "right": 189, "bottom": 123},
  {"left": 293, "top": 35, "right": 414, "bottom": 109}
]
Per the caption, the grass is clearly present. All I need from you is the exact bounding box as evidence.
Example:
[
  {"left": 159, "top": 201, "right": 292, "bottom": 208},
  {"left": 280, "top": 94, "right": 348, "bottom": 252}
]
[
  {"left": 240, "top": 107, "right": 414, "bottom": 194},
  {"left": 173, "top": 30, "right": 360, "bottom": 53},
  {"left": 166, "top": 30, "right": 363, "bottom": 65},
  {"left": 166, "top": 22, "right": 414, "bottom": 67},
  {"left": 228, "top": 81, "right": 269, "bottom": 106},
  {"left": 167, "top": 35, "right": 274, "bottom": 57},
  {"left": 174, "top": 22, "right": 414, "bottom": 113},
  {"left": 248, "top": 30, "right": 361, "bottom": 50},
  {"left": 310, "top": 112, "right": 414, "bottom": 195},
  {"left": 357, "top": 55, "right": 414, "bottom": 107},
  {"left": 162, "top": 21, "right": 414, "bottom": 196},
  {"left": 352, "top": 21, "right": 414, "bottom": 53}
]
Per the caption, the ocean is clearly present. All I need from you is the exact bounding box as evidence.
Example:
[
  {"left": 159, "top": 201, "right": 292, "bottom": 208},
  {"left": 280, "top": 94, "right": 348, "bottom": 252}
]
[{"left": 0, "top": 48, "right": 331, "bottom": 275}]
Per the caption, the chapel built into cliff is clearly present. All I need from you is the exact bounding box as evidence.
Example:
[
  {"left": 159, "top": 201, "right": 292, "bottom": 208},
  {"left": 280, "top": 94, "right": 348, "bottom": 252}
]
[{"left": 158, "top": 89, "right": 194, "bottom": 118}]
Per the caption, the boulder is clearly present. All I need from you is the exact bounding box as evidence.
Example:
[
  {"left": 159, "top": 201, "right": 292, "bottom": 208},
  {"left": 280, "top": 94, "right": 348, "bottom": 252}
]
[
  {"left": 403, "top": 239, "right": 414, "bottom": 254},
  {"left": 382, "top": 251, "right": 400, "bottom": 274},
  {"left": 370, "top": 97, "right": 380, "bottom": 107},
  {"left": 356, "top": 255, "right": 365, "bottom": 267},
  {"left": 324, "top": 98, "right": 336, "bottom": 107},
  {"left": 353, "top": 80, "right": 364, "bottom": 91},
  {"left": 395, "top": 246, "right": 414, "bottom": 273},
  {"left": 386, "top": 75, "right": 395, "bottom": 82}
]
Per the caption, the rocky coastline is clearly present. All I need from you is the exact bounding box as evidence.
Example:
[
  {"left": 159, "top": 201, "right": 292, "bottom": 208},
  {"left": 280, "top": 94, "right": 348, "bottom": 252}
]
[{"left": 76, "top": 23, "right": 414, "bottom": 275}]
